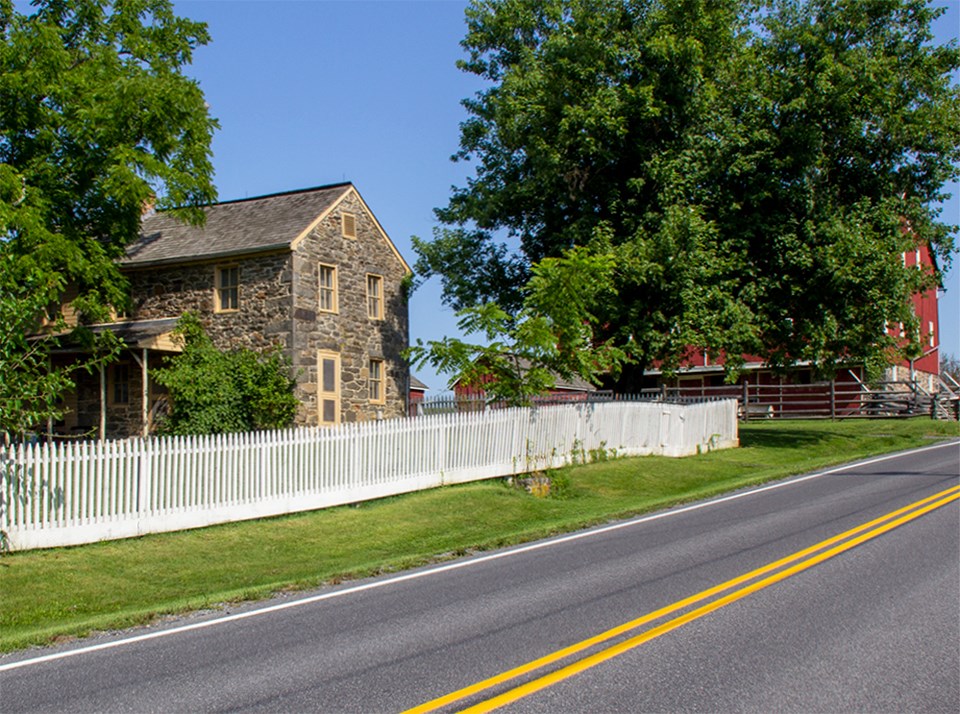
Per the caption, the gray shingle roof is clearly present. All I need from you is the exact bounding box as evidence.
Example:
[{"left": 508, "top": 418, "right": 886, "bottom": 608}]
[
  {"left": 87, "top": 318, "right": 182, "bottom": 348},
  {"left": 123, "top": 183, "right": 352, "bottom": 267},
  {"left": 410, "top": 375, "right": 429, "bottom": 391},
  {"left": 510, "top": 355, "right": 597, "bottom": 392}
]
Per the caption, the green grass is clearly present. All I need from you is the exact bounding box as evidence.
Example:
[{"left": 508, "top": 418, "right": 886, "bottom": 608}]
[{"left": 1, "top": 418, "right": 956, "bottom": 652}]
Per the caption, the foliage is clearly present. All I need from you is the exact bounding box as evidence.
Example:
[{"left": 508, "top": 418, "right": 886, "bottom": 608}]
[
  {"left": 408, "top": 244, "right": 629, "bottom": 403},
  {"left": 0, "top": 247, "right": 71, "bottom": 439},
  {"left": 152, "top": 314, "right": 298, "bottom": 435},
  {"left": 942, "top": 353, "right": 960, "bottom": 384},
  {"left": 1, "top": 0, "right": 218, "bottom": 321},
  {"left": 0, "top": 244, "right": 119, "bottom": 441},
  {"left": 407, "top": 303, "right": 559, "bottom": 405},
  {"left": 415, "top": 0, "right": 959, "bottom": 389},
  {"left": 0, "top": 0, "right": 217, "bottom": 430}
]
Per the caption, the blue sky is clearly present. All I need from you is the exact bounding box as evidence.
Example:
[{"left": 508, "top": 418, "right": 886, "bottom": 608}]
[{"left": 171, "top": 0, "right": 959, "bottom": 392}]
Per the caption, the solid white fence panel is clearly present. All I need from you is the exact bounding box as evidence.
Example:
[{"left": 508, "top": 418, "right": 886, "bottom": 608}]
[{"left": 1, "top": 399, "right": 737, "bottom": 550}]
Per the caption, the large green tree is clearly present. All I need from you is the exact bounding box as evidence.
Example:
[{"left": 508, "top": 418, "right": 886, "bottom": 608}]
[
  {"left": 414, "top": 0, "right": 959, "bottom": 389},
  {"left": 0, "top": 0, "right": 217, "bottom": 436},
  {"left": 0, "top": 248, "right": 72, "bottom": 438}
]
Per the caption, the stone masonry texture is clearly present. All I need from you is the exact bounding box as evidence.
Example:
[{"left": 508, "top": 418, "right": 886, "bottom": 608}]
[
  {"left": 112, "top": 191, "right": 410, "bottom": 432},
  {"left": 291, "top": 193, "right": 410, "bottom": 424}
]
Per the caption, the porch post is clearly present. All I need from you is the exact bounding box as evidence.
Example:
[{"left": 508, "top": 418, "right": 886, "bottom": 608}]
[
  {"left": 141, "top": 348, "right": 149, "bottom": 438},
  {"left": 99, "top": 363, "right": 106, "bottom": 442},
  {"left": 130, "top": 348, "right": 150, "bottom": 439}
]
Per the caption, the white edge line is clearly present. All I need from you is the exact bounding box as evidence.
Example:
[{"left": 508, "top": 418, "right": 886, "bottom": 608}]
[{"left": 2, "top": 439, "right": 957, "bottom": 673}]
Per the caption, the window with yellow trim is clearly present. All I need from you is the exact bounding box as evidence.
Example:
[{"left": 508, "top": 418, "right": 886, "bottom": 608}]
[
  {"left": 319, "top": 264, "right": 338, "bottom": 313},
  {"left": 369, "top": 359, "right": 385, "bottom": 404},
  {"left": 366, "top": 274, "right": 383, "bottom": 320},
  {"left": 215, "top": 265, "right": 240, "bottom": 312},
  {"left": 341, "top": 212, "right": 357, "bottom": 239}
]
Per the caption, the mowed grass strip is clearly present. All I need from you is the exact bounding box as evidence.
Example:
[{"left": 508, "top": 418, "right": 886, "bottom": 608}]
[{"left": 1, "top": 418, "right": 956, "bottom": 652}]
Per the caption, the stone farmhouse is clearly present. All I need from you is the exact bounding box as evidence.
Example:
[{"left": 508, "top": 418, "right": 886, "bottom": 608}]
[{"left": 52, "top": 182, "right": 411, "bottom": 439}]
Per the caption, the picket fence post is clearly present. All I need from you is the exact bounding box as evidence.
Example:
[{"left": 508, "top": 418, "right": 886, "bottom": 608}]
[
  {"left": 5, "top": 400, "right": 738, "bottom": 550},
  {"left": 137, "top": 438, "right": 151, "bottom": 525}
]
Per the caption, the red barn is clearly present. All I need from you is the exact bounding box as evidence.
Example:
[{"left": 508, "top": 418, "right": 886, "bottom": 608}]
[
  {"left": 885, "top": 243, "right": 941, "bottom": 392},
  {"left": 645, "top": 241, "right": 948, "bottom": 417}
]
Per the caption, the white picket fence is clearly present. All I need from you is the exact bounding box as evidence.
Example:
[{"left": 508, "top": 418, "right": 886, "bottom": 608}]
[{"left": 1, "top": 400, "right": 738, "bottom": 551}]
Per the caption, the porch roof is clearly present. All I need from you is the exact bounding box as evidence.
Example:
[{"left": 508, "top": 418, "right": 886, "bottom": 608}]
[{"left": 44, "top": 318, "right": 183, "bottom": 354}]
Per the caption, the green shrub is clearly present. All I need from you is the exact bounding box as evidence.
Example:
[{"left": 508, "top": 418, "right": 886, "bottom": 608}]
[{"left": 153, "top": 313, "right": 298, "bottom": 434}]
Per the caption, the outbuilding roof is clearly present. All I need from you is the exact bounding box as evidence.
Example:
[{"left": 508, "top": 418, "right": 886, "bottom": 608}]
[
  {"left": 123, "top": 183, "right": 401, "bottom": 268},
  {"left": 409, "top": 375, "right": 429, "bottom": 392},
  {"left": 450, "top": 354, "right": 597, "bottom": 393}
]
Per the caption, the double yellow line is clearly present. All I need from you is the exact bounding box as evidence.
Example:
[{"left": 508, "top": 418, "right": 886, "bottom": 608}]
[{"left": 405, "top": 484, "right": 960, "bottom": 714}]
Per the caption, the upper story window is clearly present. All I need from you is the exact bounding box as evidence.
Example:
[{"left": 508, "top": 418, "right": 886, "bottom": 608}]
[
  {"left": 319, "top": 264, "right": 338, "bottom": 313},
  {"left": 341, "top": 212, "right": 357, "bottom": 239},
  {"left": 366, "top": 274, "right": 383, "bottom": 320},
  {"left": 369, "top": 358, "right": 385, "bottom": 404},
  {"left": 215, "top": 265, "right": 240, "bottom": 313}
]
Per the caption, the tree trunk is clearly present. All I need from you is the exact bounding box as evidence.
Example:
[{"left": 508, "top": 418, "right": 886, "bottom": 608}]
[{"left": 608, "top": 360, "right": 649, "bottom": 395}]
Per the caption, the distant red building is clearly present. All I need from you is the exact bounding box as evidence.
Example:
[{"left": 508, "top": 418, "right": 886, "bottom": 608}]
[
  {"left": 636, "top": 241, "right": 947, "bottom": 419},
  {"left": 653, "top": 243, "right": 943, "bottom": 391},
  {"left": 443, "top": 243, "right": 945, "bottom": 418},
  {"left": 452, "top": 356, "right": 598, "bottom": 402},
  {"left": 409, "top": 375, "right": 428, "bottom": 409},
  {"left": 885, "top": 242, "right": 941, "bottom": 391}
]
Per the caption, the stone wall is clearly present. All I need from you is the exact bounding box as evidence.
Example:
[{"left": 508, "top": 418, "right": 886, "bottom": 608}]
[
  {"left": 885, "top": 364, "right": 939, "bottom": 393},
  {"left": 126, "top": 252, "right": 294, "bottom": 354},
  {"left": 291, "top": 192, "right": 410, "bottom": 423}
]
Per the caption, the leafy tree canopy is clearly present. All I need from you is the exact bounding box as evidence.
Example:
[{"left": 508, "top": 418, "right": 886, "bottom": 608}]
[
  {"left": 414, "top": 0, "right": 959, "bottom": 389},
  {"left": 152, "top": 314, "right": 298, "bottom": 435},
  {"left": 1, "top": 0, "right": 217, "bottom": 322},
  {"left": 0, "top": 0, "right": 217, "bottom": 436},
  {"left": 0, "top": 245, "right": 72, "bottom": 439},
  {"left": 409, "top": 245, "right": 628, "bottom": 402}
]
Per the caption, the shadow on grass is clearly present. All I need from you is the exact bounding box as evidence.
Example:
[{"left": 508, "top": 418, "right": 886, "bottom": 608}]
[{"left": 739, "top": 426, "right": 854, "bottom": 450}]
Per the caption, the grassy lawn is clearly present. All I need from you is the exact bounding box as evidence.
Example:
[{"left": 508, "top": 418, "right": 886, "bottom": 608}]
[{"left": 1, "top": 418, "right": 956, "bottom": 652}]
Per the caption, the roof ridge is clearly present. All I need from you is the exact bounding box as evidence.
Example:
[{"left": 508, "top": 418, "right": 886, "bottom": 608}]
[
  {"left": 128, "top": 181, "right": 413, "bottom": 271},
  {"left": 208, "top": 181, "right": 354, "bottom": 208}
]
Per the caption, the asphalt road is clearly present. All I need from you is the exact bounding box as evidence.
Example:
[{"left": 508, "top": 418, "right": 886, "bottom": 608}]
[{"left": 2, "top": 440, "right": 958, "bottom": 713}]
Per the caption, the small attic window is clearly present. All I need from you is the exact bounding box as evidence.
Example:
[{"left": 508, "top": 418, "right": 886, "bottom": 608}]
[{"left": 341, "top": 212, "right": 357, "bottom": 239}]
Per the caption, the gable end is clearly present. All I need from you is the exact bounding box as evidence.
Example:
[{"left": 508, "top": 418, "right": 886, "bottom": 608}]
[{"left": 290, "top": 187, "right": 412, "bottom": 274}]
